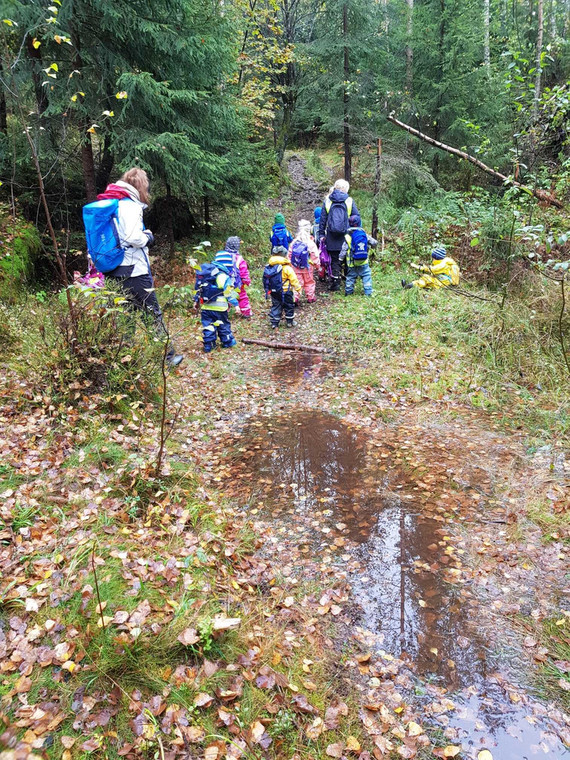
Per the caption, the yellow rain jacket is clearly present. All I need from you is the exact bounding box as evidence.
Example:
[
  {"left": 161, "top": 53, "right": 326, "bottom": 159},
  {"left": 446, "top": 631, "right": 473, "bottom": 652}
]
[
  {"left": 412, "top": 256, "right": 460, "bottom": 289},
  {"left": 267, "top": 255, "right": 302, "bottom": 294}
]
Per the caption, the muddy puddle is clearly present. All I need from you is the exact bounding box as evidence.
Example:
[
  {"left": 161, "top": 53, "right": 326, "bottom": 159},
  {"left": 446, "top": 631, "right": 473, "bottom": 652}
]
[
  {"left": 270, "top": 352, "right": 336, "bottom": 383},
  {"left": 226, "top": 410, "right": 570, "bottom": 758}
]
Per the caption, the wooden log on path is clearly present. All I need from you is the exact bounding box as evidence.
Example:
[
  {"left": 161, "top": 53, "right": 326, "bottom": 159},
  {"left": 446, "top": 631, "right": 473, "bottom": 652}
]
[
  {"left": 387, "top": 113, "right": 564, "bottom": 209},
  {"left": 241, "top": 338, "right": 329, "bottom": 353}
]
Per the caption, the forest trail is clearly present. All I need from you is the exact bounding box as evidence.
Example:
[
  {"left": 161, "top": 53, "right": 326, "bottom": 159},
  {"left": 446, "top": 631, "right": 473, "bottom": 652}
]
[{"left": 174, "top": 158, "right": 570, "bottom": 758}]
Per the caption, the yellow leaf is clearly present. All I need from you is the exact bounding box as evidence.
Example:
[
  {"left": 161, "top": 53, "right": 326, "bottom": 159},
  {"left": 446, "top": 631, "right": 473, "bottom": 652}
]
[
  {"left": 32, "top": 38, "right": 41, "bottom": 48},
  {"left": 142, "top": 721, "right": 156, "bottom": 739},
  {"left": 2, "top": 19, "right": 16, "bottom": 26},
  {"left": 346, "top": 736, "right": 361, "bottom": 753},
  {"left": 478, "top": 752, "right": 493, "bottom": 760},
  {"left": 443, "top": 747, "right": 461, "bottom": 758},
  {"left": 407, "top": 721, "right": 423, "bottom": 736},
  {"left": 115, "top": 91, "right": 128, "bottom": 99},
  {"left": 71, "top": 95, "right": 78, "bottom": 102}
]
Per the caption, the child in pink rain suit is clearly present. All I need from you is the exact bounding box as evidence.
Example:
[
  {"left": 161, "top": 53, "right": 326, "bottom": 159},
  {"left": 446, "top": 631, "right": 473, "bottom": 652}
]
[
  {"left": 288, "top": 219, "right": 319, "bottom": 304},
  {"left": 224, "top": 236, "right": 252, "bottom": 318}
]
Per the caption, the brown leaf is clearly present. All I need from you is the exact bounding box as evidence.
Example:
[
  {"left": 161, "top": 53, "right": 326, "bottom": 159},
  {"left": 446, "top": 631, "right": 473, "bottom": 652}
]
[
  {"left": 292, "top": 693, "right": 318, "bottom": 715},
  {"left": 326, "top": 743, "right": 345, "bottom": 758},
  {"left": 177, "top": 628, "right": 200, "bottom": 646},
  {"left": 194, "top": 692, "right": 214, "bottom": 708}
]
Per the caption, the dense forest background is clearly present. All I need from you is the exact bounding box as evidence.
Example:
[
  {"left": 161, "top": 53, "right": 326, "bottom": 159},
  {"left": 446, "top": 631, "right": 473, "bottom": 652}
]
[{"left": 2, "top": 0, "right": 570, "bottom": 242}]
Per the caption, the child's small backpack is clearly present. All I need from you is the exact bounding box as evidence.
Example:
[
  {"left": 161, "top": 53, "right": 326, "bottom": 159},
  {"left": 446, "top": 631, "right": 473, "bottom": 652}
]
[
  {"left": 349, "top": 228, "right": 369, "bottom": 263},
  {"left": 82, "top": 198, "right": 124, "bottom": 273},
  {"left": 271, "top": 224, "right": 290, "bottom": 250},
  {"left": 195, "top": 262, "right": 227, "bottom": 303},
  {"left": 263, "top": 264, "right": 283, "bottom": 298},
  {"left": 291, "top": 240, "right": 310, "bottom": 270}
]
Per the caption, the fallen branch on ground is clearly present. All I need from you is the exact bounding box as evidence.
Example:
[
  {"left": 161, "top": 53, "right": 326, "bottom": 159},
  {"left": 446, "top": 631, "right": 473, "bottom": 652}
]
[
  {"left": 242, "top": 338, "right": 329, "bottom": 353},
  {"left": 387, "top": 114, "right": 564, "bottom": 209}
]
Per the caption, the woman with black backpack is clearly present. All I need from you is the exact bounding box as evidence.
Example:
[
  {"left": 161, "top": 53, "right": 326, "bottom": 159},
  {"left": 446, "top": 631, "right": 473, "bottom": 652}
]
[{"left": 318, "top": 179, "right": 360, "bottom": 292}]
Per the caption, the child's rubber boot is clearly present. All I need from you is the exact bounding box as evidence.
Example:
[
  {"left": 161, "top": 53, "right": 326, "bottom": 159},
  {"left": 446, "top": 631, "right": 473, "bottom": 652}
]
[
  {"left": 401, "top": 279, "right": 413, "bottom": 289},
  {"left": 167, "top": 354, "right": 184, "bottom": 367},
  {"left": 222, "top": 339, "right": 237, "bottom": 348}
]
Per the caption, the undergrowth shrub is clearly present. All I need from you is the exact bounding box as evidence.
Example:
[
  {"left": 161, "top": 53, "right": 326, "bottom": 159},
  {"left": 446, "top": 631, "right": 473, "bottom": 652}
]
[{"left": 19, "top": 281, "right": 163, "bottom": 405}]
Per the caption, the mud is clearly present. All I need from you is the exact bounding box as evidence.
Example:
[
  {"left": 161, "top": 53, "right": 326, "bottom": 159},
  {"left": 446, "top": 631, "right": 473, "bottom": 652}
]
[
  {"left": 226, "top": 407, "right": 570, "bottom": 758},
  {"left": 271, "top": 352, "right": 336, "bottom": 383}
]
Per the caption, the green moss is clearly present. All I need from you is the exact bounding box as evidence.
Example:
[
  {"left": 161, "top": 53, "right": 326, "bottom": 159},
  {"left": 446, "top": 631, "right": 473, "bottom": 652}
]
[{"left": 0, "top": 210, "right": 41, "bottom": 302}]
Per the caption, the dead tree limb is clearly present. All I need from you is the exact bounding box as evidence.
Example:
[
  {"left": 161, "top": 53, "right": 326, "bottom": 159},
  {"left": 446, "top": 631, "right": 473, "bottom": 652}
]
[
  {"left": 242, "top": 338, "right": 329, "bottom": 353},
  {"left": 387, "top": 114, "right": 564, "bottom": 209}
]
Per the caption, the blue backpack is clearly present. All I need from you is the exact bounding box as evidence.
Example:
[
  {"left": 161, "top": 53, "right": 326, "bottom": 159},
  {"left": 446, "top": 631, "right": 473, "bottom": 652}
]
[
  {"left": 291, "top": 240, "right": 310, "bottom": 269},
  {"left": 263, "top": 264, "right": 283, "bottom": 298},
  {"left": 195, "top": 262, "right": 228, "bottom": 303},
  {"left": 82, "top": 199, "right": 124, "bottom": 273},
  {"left": 349, "top": 228, "right": 368, "bottom": 262},
  {"left": 270, "top": 224, "right": 290, "bottom": 250}
]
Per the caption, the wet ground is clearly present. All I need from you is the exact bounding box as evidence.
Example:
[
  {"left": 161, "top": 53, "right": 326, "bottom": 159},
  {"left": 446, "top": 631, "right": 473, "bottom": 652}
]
[{"left": 223, "top": 398, "right": 570, "bottom": 758}]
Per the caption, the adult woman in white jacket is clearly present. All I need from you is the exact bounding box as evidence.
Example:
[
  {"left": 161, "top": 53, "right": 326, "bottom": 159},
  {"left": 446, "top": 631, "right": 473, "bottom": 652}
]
[{"left": 98, "top": 168, "right": 183, "bottom": 367}]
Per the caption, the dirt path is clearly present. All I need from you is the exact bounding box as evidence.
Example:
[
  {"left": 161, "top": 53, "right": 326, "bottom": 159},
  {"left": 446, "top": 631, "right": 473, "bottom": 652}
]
[{"left": 175, "top": 158, "right": 570, "bottom": 758}]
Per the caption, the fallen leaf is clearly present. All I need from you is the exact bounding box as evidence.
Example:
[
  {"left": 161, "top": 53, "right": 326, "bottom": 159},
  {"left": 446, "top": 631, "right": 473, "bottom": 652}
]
[
  {"left": 194, "top": 692, "right": 214, "bottom": 708},
  {"left": 478, "top": 752, "right": 493, "bottom": 760},
  {"left": 443, "top": 747, "right": 461, "bottom": 758},
  {"left": 178, "top": 628, "right": 200, "bottom": 646},
  {"left": 408, "top": 721, "right": 423, "bottom": 736},
  {"left": 326, "top": 743, "right": 344, "bottom": 758}
]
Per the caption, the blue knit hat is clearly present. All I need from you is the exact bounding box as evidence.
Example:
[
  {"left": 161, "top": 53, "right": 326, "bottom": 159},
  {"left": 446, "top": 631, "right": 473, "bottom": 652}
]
[
  {"left": 431, "top": 245, "right": 446, "bottom": 260},
  {"left": 225, "top": 236, "right": 240, "bottom": 252},
  {"left": 314, "top": 207, "right": 322, "bottom": 221}
]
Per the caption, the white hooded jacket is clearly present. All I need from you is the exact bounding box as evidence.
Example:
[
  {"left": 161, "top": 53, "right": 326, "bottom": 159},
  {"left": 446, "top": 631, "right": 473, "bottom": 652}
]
[{"left": 114, "top": 181, "right": 151, "bottom": 278}]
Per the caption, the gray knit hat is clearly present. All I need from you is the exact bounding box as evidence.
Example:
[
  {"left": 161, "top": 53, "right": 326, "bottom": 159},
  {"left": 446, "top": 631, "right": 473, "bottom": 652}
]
[{"left": 225, "top": 236, "right": 241, "bottom": 252}]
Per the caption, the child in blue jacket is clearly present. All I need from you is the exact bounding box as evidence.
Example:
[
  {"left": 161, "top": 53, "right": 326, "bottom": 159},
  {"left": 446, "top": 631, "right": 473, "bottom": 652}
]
[
  {"left": 270, "top": 213, "right": 293, "bottom": 251},
  {"left": 339, "top": 216, "right": 377, "bottom": 296}
]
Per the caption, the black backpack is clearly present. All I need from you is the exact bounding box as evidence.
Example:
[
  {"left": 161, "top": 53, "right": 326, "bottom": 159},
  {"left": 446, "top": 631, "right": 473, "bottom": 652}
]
[
  {"left": 326, "top": 198, "right": 351, "bottom": 236},
  {"left": 263, "top": 264, "right": 283, "bottom": 298}
]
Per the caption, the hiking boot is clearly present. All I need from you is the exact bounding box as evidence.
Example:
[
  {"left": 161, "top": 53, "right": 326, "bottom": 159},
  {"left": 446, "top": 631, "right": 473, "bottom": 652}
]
[
  {"left": 330, "top": 280, "right": 340, "bottom": 292},
  {"left": 167, "top": 353, "right": 184, "bottom": 366},
  {"left": 401, "top": 279, "right": 413, "bottom": 289},
  {"left": 203, "top": 346, "right": 214, "bottom": 354},
  {"left": 271, "top": 324, "right": 279, "bottom": 329}
]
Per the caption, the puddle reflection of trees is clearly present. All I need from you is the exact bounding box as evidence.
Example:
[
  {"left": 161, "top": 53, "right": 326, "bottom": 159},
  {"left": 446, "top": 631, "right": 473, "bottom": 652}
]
[
  {"left": 354, "top": 504, "right": 489, "bottom": 688},
  {"left": 232, "top": 413, "right": 570, "bottom": 757}
]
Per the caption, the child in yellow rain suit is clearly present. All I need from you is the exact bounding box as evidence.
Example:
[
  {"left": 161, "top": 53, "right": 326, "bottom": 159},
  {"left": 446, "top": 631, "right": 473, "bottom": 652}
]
[
  {"left": 401, "top": 245, "right": 460, "bottom": 289},
  {"left": 263, "top": 246, "right": 302, "bottom": 328}
]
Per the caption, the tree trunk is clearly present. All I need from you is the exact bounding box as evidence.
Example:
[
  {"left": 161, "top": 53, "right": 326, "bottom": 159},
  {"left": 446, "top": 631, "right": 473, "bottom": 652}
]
[
  {"left": 371, "top": 138, "right": 382, "bottom": 239},
  {"left": 343, "top": 2, "right": 351, "bottom": 183},
  {"left": 204, "top": 195, "right": 212, "bottom": 237},
  {"left": 532, "top": 0, "right": 544, "bottom": 120},
  {"left": 166, "top": 183, "right": 175, "bottom": 258},
  {"left": 387, "top": 114, "right": 564, "bottom": 207},
  {"left": 550, "top": 0, "right": 557, "bottom": 36},
  {"left": 483, "top": 0, "right": 491, "bottom": 69},
  {"left": 96, "top": 137, "right": 114, "bottom": 192},
  {"left": 0, "top": 59, "right": 7, "bottom": 133},
  {"left": 405, "top": 0, "right": 413, "bottom": 93},
  {"left": 70, "top": 29, "right": 97, "bottom": 202},
  {"left": 25, "top": 36, "right": 49, "bottom": 115}
]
